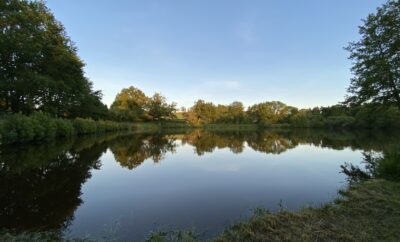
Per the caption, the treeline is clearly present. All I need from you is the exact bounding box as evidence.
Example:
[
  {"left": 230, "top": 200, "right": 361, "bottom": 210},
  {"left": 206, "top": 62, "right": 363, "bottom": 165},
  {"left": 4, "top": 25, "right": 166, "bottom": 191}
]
[
  {"left": 108, "top": 84, "right": 400, "bottom": 129},
  {"left": 181, "top": 99, "right": 400, "bottom": 129}
]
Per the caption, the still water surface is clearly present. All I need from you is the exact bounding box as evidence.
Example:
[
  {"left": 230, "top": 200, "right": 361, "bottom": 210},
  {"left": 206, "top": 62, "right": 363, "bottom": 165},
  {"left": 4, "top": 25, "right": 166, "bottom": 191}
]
[{"left": 1, "top": 129, "right": 397, "bottom": 241}]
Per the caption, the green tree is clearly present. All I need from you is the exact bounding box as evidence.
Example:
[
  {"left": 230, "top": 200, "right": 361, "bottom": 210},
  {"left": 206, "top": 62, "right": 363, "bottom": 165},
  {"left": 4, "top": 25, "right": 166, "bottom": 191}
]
[
  {"left": 345, "top": 0, "right": 400, "bottom": 108},
  {"left": 146, "top": 93, "right": 176, "bottom": 121},
  {"left": 188, "top": 100, "right": 218, "bottom": 125},
  {"left": 247, "top": 101, "right": 296, "bottom": 124},
  {"left": 110, "top": 86, "right": 149, "bottom": 121},
  {"left": 228, "top": 101, "right": 246, "bottom": 123},
  {"left": 0, "top": 0, "right": 105, "bottom": 118}
]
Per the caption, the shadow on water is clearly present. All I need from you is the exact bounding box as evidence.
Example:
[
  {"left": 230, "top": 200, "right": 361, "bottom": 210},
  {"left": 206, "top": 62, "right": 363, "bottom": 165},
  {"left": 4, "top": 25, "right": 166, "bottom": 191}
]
[{"left": 0, "top": 128, "right": 399, "bottom": 239}]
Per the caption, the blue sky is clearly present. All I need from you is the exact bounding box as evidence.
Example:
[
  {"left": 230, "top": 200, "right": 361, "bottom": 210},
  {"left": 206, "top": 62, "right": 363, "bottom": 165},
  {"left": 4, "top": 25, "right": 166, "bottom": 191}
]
[{"left": 46, "top": 0, "right": 386, "bottom": 109}]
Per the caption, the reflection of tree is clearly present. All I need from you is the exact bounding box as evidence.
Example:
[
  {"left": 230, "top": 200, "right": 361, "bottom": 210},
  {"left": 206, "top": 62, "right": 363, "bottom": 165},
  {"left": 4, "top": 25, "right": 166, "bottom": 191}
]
[
  {"left": 246, "top": 132, "right": 297, "bottom": 154},
  {"left": 181, "top": 130, "right": 245, "bottom": 155},
  {"left": 109, "top": 129, "right": 400, "bottom": 172},
  {"left": 276, "top": 129, "right": 400, "bottom": 152},
  {"left": 181, "top": 130, "right": 296, "bottom": 155},
  {"left": 0, "top": 135, "right": 111, "bottom": 234},
  {"left": 0, "top": 129, "right": 398, "bottom": 236},
  {"left": 110, "top": 135, "right": 177, "bottom": 169},
  {"left": 180, "top": 129, "right": 400, "bottom": 156}
]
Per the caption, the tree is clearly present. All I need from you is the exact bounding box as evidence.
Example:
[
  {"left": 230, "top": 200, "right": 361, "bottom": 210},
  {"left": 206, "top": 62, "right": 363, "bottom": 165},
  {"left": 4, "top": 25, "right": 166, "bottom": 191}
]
[
  {"left": 188, "top": 100, "right": 218, "bottom": 125},
  {"left": 146, "top": 93, "right": 176, "bottom": 121},
  {"left": 247, "top": 101, "right": 296, "bottom": 124},
  {"left": 345, "top": 0, "right": 400, "bottom": 108},
  {"left": 110, "top": 86, "right": 149, "bottom": 121},
  {"left": 227, "top": 101, "right": 246, "bottom": 123},
  {"left": 0, "top": 0, "right": 105, "bottom": 118}
]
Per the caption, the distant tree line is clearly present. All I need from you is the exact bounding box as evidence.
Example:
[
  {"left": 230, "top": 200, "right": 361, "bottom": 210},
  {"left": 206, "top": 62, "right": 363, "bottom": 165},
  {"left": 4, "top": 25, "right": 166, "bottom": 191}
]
[{"left": 182, "top": 99, "right": 400, "bottom": 129}]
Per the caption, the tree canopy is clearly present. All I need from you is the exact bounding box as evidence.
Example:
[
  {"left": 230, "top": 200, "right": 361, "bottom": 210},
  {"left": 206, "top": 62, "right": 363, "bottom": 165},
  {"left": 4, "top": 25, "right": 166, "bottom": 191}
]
[
  {"left": 111, "top": 86, "right": 176, "bottom": 122},
  {"left": 110, "top": 86, "right": 149, "bottom": 121},
  {"left": 0, "top": 0, "right": 108, "bottom": 118},
  {"left": 345, "top": 0, "right": 400, "bottom": 108}
]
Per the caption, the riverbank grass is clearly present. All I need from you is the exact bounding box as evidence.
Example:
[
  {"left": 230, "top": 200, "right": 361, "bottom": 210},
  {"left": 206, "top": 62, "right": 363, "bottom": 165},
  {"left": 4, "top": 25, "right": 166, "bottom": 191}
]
[{"left": 213, "top": 179, "right": 400, "bottom": 242}]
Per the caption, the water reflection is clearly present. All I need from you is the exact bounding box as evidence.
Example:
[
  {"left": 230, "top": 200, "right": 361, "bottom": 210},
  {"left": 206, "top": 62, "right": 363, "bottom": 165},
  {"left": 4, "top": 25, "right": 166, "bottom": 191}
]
[
  {"left": 0, "top": 133, "right": 122, "bottom": 233},
  {"left": 0, "top": 129, "right": 398, "bottom": 238},
  {"left": 110, "top": 135, "right": 177, "bottom": 169}
]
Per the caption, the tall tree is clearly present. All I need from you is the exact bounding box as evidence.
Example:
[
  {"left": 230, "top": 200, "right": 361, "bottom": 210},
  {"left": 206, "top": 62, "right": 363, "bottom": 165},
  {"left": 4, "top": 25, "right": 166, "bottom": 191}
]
[
  {"left": 110, "top": 86, "right": 149, "bottom": 121},
  {"left": 0, "top": 0, "right": 104, "bottom": 117},
  {"left": 146, "top": 93, "right": 176, "bottom": 121},
  {"left": 247, "top": 101, "right": 296, "bottom": 124},
  {"left": 345, "top": 0, "right": 400, "bottom": 108}
]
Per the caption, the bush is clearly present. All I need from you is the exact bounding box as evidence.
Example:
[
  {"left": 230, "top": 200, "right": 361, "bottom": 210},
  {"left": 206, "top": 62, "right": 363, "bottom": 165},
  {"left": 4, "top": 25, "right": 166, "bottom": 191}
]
[
  {"left": 0, "top": 113, "right": 132, "bottom": 145},
  {"left": 323, "top": 116, "right": 355, "bottom": 129},
  {"left": 0, "top": 114, "right": 35, "bottom": 143},
  {"left": 55, "top": 118, "right": 75, "bottom": 137},
  {"left": 73, "top": 118, "right": 97, "bottom": 134}
]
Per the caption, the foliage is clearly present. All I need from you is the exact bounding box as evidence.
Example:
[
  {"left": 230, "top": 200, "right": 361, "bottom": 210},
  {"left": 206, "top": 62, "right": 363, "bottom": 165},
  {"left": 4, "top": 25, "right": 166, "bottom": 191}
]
[
  {"left": 0, "top": 113, "right": 132, "bottom": 145},
  {"left": 182, "top": 99, "right": 400, "bottom": 129},
  {"left": 342, "top": 150, "right": 400, "bottom": 182},
  {"left": 110, "top": 86, "right": 149, "bottom": 121},
  {"left": 0, "top": 0, "right": 108, "bottom": 119},
  {"left": 146, "top": 229, "right": 199, "bottom": 242},
  {"left": 345, "top": 0, "right": 400, "bottom": 108},
  {"left": 247, "top": 101, "right": 297, "bottom": 125},
  {"left": 146, "top": 93, "right": 177, "bottom": 121},
  {"left": 111, "top": 87, "right": 177, "bottom": 122},
  {"left": 184, "top": 100, "right": 248, "bottom": 125}
]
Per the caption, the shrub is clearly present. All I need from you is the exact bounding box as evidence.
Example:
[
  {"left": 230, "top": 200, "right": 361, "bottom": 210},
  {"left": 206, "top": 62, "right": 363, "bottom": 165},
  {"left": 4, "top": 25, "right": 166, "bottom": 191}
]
[
  {"left": 55, "top": 118, "right": 75, "bottom": 137},
  {"left": 323, "top": 116, "right": 355, "bottom": 129},
  {"left": 73, "top": 118, "right": 98, "bottom": 134},
  {"left": 0, "top": 113, "right": 132, "bottom": 145}
]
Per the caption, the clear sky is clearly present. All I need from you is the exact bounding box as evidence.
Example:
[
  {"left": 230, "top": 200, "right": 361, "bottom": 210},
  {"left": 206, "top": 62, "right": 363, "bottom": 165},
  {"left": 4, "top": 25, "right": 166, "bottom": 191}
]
[{"left": 46, "top": 0, "right": 386, "bottom": 109}]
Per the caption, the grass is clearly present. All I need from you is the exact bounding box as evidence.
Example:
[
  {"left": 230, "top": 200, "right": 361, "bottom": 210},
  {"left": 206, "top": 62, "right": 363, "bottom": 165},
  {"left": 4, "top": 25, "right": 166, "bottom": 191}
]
[{"left": 213, "top": 179, "right": 400, "bottom": 242}]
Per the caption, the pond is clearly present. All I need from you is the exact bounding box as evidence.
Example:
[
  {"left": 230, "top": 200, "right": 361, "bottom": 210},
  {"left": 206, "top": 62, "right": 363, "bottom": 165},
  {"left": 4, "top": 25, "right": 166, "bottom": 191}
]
[{"left": 0, "top": 129, "right": 398, "bottom": 241}]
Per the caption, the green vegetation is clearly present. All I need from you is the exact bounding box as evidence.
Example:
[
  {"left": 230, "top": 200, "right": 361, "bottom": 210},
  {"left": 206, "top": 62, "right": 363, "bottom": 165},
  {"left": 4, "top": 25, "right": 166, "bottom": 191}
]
[
  {"left": 111, "top": 86, "right": 177, "bottom": 122},
  {"left": 345, "top": 0, "right": 400, "bottom": 109},
  {"left": 181, "top": 100, "right": 400, "bottom": 129},
  {"left": 0, "top": 0, "right": 109, "bottom": 119},
  {"left": 0, "top": 113, "right": 132, "bottom": 145}
]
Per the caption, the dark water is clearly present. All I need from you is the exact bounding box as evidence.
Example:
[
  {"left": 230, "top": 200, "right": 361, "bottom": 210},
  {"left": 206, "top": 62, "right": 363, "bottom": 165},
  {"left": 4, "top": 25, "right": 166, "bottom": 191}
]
[{"left": 0, "top": 129, "right": 398, "bottom": 241}]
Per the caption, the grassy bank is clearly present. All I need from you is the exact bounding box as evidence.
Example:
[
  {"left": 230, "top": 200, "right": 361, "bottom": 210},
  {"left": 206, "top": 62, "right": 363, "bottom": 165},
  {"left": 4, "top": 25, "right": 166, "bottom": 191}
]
[
  {"left": 212, "top": 179, "right": 400, "bottom": 242},
  {"left": 0, "top": 113, "right": 133, "bottom": 145}
]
